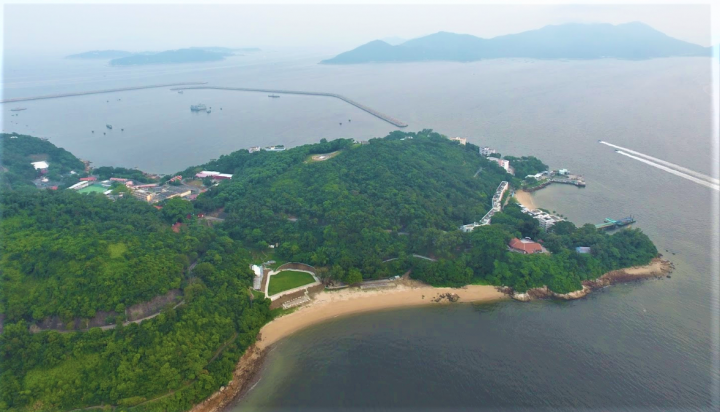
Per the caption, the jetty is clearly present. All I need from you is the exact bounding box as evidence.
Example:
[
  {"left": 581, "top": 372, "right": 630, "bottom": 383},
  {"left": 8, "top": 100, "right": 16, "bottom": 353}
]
[
  {"left": 0, "top": 82, "right": 208, "bottom": 104},
  {"left": 595, "top": 217, "right": 636, "bottom": 230},
  {"left": 171, "top": 85, "right": 408, "bottom": 128}
]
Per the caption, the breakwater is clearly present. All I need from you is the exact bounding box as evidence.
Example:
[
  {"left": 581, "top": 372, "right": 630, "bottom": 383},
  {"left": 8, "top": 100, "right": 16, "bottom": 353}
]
[
  {"left": 0, "top": 82, "right": 208, "bottom": 103},
  {"left": 172, "top": 86, "right": 409, "bottom": 128}
]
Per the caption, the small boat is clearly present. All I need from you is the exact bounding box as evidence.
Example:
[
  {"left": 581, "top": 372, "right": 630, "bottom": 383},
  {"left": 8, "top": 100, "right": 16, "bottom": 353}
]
[
  {"left": 348, "top": 119, "right": 351, "bottom": 122},
  {"left": 106, "top": 124, "right": 113, "bottom": 130},
  {"left": 190, "top": 104, "right": 207, "bottom": 112},
  {"left": 178, "top": 91, "right": 184, "bottom": 94},
  {"left": 207, "top": 108, "right": 212, "bottom": 113},
  {"left": 10, "top": 108, "right": 26, "bottom": 112},
  {"left": 268, "top": 94, "right": 280, "bottom": 98},
  {"left": 339, "top": 122, "right": 342, "bottom": 125}
]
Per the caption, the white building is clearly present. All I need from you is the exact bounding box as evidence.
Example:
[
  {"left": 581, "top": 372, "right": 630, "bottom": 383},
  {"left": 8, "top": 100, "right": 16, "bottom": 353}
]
[
  {"left": 450, "top": 137, "right": 467, "bottom": 145},
  {"left": 248, "top": 146, "right": 261, "bottom": 153},
  {"left": 480, "top": 147, "right": 497, "bottom": 157},
  {"left": 558, "top": 169, "right": 569, "bottom": 175},
  {"left": 488, "top": 157, "right": 515, "bottom": 175},
  {"left": 31, "top": 161, "right": 49, "bottom": 170}
]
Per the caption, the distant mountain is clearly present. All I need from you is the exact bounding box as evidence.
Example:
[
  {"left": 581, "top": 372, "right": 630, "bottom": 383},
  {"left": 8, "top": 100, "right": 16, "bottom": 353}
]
[
  {"left": 322, "top": 22, "right": 710, "bottom": 64},
  {"left": 188, "top": 46, "right": 261, "bottom": 54},
  {"left": 380, "top": 36, "right": 407, "bottom": 46},
  {"left": 109, "top": 48, "right": 227, "bottom": 66},
  {"left": 66, "top": 50, "right": 133, "bottom": 59}
]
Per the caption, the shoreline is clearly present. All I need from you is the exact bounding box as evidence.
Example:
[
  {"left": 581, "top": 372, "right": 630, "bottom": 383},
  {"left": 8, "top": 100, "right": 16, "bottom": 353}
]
[
  {"left": 189, "top": 282, "right": 506, "bottom": 412},
  {"left": 508, "top": 257, "right": 674, "bottom": 301},
  {"left": 513, "top": 189, "right": 536, "bottom": 209},
  {"left": 191, "top": 259, "right": 673, "bottom": 412}
]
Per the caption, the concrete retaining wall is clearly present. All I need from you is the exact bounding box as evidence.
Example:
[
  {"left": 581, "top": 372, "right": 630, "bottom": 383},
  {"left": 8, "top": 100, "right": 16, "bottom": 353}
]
[{"left": 269, "top": 283, "right": 324, "bottom": 310}]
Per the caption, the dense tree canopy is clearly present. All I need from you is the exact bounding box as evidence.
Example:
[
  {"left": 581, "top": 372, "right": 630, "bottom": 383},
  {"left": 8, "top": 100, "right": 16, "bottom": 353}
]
[{"left": 0, "top": 190, "right": 272, "bottom": 411}]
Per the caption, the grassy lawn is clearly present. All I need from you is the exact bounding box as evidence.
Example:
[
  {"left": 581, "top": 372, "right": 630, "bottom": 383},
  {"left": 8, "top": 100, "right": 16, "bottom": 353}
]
[{"left": 268, "top": 270, "right": 316, "bottom": 296}]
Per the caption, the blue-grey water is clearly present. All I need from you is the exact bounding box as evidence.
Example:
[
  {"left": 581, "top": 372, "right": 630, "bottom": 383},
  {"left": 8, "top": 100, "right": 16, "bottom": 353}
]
[{"left": 2, "top": 51, "right": 718, "bottom": 411}]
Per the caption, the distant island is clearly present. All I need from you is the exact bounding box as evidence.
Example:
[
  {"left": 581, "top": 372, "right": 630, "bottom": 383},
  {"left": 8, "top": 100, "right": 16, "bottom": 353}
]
[
  {"left": 110, "top": 48, "right": 229, "bottom": 66},
  {"left": 66, "top": 50, "right": 134, "bottom": 59},
  {"left": 65, "top": 47, "right": 260, "bottom": 65},
  {"left": 321, "top": 22, "right": 710, "bottom": 64}
]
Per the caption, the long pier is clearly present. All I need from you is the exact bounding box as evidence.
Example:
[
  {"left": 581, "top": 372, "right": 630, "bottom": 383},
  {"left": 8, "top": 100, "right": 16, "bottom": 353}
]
[
  {"left": 0, "top": 82, "right": 208, "bottom": 104},
  {"left": 171, "top": 85, "right": 409, "bottom": 128}
]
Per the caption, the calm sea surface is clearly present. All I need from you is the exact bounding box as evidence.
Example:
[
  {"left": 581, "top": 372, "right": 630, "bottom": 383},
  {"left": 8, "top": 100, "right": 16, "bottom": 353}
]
[{"left": 2, "top": 52, "right": 718, "bottom": 411}]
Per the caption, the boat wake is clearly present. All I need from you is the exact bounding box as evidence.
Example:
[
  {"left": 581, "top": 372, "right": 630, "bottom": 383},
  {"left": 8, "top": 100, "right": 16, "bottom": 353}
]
[{"left": 600, "top": 141, "right": 719, "bottom": 191}]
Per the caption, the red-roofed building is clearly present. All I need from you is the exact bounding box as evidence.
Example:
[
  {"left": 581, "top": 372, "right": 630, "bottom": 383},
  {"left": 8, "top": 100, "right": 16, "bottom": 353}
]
[
  {"left": 49, "top": 186, "right": 58, "bottom": 190},
  {"left": 172, "top": 222, "right": 183, "bottom": 233},
  {"left": 79, "top": 176, "right": 97, "bottom": 182},
  {"left": 110, "top": 177, "right": 128, "bottom": 182},
  {"left": 509, "top": 238, "right": 543, "bottom": 254}
]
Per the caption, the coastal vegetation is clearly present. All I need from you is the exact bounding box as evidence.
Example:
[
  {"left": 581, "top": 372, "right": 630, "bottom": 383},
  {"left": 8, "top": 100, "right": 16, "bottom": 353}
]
[
  {"left": 268, "top": 271, "right": 317, "bottom": 296},
  {"left": 0, "top": 133, "right": 85, "bottom": 190}
]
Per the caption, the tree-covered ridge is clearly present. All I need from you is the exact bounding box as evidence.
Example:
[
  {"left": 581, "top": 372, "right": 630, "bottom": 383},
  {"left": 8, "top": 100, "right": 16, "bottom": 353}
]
[
  {"left": 0, "top": 190, "right": 191, "bottom": 324},
  {"left": 190, "top": 130, "right": 510, "bottom": 277},
  {"left": 0, "top": 133, "right": 85, "bottom": 190},
  {"left": 187, "top": 130, "right": 657, "bottom": 294},
  {"left": 0, "top": 189, "right": 273, "bottom": 410}
]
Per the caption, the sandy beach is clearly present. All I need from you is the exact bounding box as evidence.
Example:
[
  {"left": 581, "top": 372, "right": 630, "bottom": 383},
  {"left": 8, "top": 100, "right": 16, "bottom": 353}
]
[
  {"left": 513, "top": 189, "right": 536, "bottom": 209},
  {"left": 258, "top": 282, "right": 506, "bottom": 349}
]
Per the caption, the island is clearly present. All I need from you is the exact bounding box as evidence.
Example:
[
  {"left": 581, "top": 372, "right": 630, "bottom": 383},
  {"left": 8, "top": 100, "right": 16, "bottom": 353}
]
[
  {"left": 65, "top": 47, "right": 260, "bottom": 65},
  {"left": 0, "top": 130, "right": 670, "bottom": 411},
  {"left": 66, "top": 50, "right": 133, "bottom": 59},
  {"left": 321, "top": 22, "right": 710, "bottom": 64}
]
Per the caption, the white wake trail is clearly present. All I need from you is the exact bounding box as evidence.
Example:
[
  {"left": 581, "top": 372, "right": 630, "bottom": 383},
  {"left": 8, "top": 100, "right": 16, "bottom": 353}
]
[
  {"left": 600, "top": 141, "right": 719, "bottom": 185},
  {"left": 615, "top": 151, "right": 719, "bottom": 191}
]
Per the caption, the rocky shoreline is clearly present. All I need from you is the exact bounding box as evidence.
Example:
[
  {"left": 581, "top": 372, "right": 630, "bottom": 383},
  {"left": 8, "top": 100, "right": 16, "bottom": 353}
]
[
  {"left": 505, "top": 257, "right": 674, "bottom": 302},
  {"left": 189, "top": 339, "right": 268, "bottom": 412}
]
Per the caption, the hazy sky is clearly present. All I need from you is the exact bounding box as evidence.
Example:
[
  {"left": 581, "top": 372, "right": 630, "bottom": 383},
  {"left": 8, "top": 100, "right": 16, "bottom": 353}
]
[{"left": 3, "top": 3, "right": 714, "bottom": 55}]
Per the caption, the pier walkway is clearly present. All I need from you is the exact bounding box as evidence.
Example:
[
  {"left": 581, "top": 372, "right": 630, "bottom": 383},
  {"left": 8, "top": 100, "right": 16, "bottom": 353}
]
[
  {"left": 0, "top": 82, "right": 208, "bottom": 104},
  {"left": 172, "top": 85, "right": 409, "bottom": 128}
]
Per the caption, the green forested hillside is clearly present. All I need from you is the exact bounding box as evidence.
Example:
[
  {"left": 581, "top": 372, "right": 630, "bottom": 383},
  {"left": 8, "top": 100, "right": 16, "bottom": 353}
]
[
  {"left": 0, "top": 190, "right": 272, "bottom": 411},
  {"left": 0, "top": 190, "right": 189, "bottom": 323}
]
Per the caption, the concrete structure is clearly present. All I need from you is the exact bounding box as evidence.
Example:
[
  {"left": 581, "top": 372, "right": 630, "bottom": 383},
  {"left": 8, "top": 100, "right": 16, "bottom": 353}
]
[
  {"left": 576, "top": 247, "right": 592, "bottom": 254},
  {"left": 172, "top": 85, "right": 409, "bottom": 128},
  {"left": 0, "top": 82, "right": 207, "bottom": 104},
  {"left": 461, "top": 181, "right": 509, "bottom": 232},
  {"left": 67, "top": 181, "right": 90, "bottom": 190},
  {"left": 248, "top": 146, "right": 261, "bottom": 153},
  {"left": 509, "top": 237, "right": 543, "bottom": 254},
  {"left": 450, "top": 137, "right": 467, "bottom": 145},
  {"left": 558, "top": 169, "right": 569, "bottom": 175}
]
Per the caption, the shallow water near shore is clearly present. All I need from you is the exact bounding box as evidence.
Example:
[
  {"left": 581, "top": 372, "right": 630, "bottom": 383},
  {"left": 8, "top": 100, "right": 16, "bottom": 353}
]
[{"left": 3, "top": 53, "right": 718, "bottom": 410}]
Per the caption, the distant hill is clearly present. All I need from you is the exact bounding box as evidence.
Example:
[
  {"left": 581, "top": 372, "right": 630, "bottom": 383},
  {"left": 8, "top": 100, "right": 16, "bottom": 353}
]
[
  {"left": 322, "top": 22, "right": 710, "bottom": 64},
  {"left": 66, "top": 50, "right": 133, "bottom": 59},
  {"left": 109, "top": 48, "right": 227, "bottom": 66}
]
